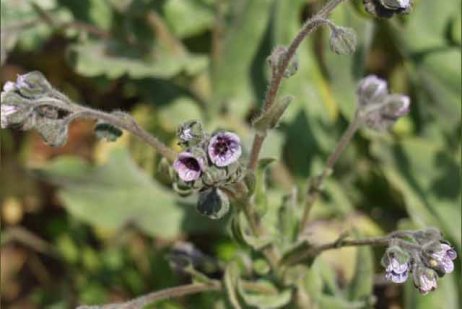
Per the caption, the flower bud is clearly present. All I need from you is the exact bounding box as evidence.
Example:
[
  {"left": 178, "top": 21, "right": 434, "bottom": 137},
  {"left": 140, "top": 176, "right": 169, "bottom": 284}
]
[
  {"left": 94, "top": 121, "right": 123, "bottom": 142},
  {"left": 357, "top": 75, "right": 388, "bottom": 107},
  {"left": 363, "top": 0, "right": 411, "bottom": 18},
  {"left": 15, "top": 71, "right": 52, "bottom": 99},
  {"left": 412, "top": 227, "right": 442, "bottom": 244},
  {"left": 196, "top": 187, "right": 230, "bottom": 219},
  {"left": 201, "top": 165, "right": 227, "bottom": 186},
  {"left": 329, "top": 26, "right": 357, "bottom": 55},
  {"left": 381, "top": 0, "right": 411, "bottom": 10},
  {"left": 412, "top": 265, "right": 438, "bottom": 295},
  {"left": 34, "top": 118, "right": 69, "bottom": 147},
  {"left": 177, "top": 120, "right": 205, "bottom": 147}
]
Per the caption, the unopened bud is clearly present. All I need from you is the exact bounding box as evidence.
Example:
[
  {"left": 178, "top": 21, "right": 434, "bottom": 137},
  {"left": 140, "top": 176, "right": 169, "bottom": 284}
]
[
  {"left": 363, "top": 0, "right": 411, "bottom": 18},
  {"left": 95, "top": 121, "right": 123, "bottom": 142},
  {"left": 197, "top": 187, "right": 230, "bottom": 219},
  {"left": 35, "top": 118, "right": 68, "bottom": 147},
  {"left": 329, "top": 26, "right": 357, "bottom": 55},
  {"left": 177, "top": 120, "right": 205, "bottom": 147},
  {"left": 15, "top": 71, "right": 52, "bottom": 99}
]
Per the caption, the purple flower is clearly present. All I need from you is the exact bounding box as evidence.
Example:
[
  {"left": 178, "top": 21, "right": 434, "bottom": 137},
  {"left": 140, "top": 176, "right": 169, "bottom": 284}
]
[
  {"left": 384, "top": 256, "right": 410, "bottom": 283},
  {"left": 430, "top": 243, "right": 457, "bottom": 274},
  {"left": 207, "top": 131, "right": 242, "bottom": 167},
  {"left": 382, "top": 246, "right": 411, "bottom": 284},
  {"left": 173, "top": 152, "right": 206, "bottom": 182},
  {"left": 413, "top": 266, "right": 438, "bottom": 295},
  {"left": 363, "top": 94, "right": 410, "bottom": 131},
  {"left": 357, "top": 75, "right": 388, "bottom": 107}
]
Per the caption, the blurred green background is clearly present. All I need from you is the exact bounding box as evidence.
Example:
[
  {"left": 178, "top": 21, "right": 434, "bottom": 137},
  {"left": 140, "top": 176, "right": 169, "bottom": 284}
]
[{"left": 1, "top": 0, "right": 460, "bottom": 308}]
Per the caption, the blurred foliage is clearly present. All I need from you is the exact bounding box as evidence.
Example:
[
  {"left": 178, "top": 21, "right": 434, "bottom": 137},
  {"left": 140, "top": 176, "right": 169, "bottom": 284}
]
[{"left": 0, "top": 0, "right": 460, "bottom": 308}]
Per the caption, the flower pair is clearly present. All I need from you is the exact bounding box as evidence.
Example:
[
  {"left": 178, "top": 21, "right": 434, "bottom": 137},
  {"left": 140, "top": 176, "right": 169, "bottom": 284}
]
[
  {"left": 356, "top": 75, "right": 410, "bottom": 131},
  {"left": 174, "top": 130, "right": 242, "bottom": 182}
]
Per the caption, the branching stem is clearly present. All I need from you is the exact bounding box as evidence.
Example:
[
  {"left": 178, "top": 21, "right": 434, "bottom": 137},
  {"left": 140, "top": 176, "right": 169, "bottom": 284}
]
[{"left": 248, "top": 0, "right": 348, "bottom": 170}]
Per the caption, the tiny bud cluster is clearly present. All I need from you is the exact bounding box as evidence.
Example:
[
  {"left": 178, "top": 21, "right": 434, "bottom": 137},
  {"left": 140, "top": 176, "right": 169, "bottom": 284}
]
[
  {"left": 356, "top": 75, "right": 410, "bottom": 131},
  {"left": 1, "top": 72, "right": 70, "bottom": 146}
]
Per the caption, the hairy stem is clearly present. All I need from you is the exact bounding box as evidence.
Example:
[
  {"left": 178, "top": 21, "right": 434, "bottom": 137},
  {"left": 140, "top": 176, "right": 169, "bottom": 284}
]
[
  {"left": 37, "top": 95, "right": 177, "bottom": 162},
  {"left": 77, "top": 283, "right": 221, "bottom": 309},
  {"left": 248, "top": 0, "right": 348, "bottom": 170},
  {"left": 285, "top": 232, "right": 420, "bottom": 266},
  {"left": 298, "top": 112, "right": 361, "bottom": 234}
]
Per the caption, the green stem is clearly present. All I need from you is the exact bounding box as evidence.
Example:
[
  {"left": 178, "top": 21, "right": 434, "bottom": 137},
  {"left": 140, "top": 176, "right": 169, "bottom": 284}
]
[
  {"left": 77, "top": 283, "right": 222, "bottom": 309},
  {"left": 284, "top": 233, "right": 421, "bottom": 266},
  {"left": 298, "top": 112, "right": 361, "bottom": 235}
]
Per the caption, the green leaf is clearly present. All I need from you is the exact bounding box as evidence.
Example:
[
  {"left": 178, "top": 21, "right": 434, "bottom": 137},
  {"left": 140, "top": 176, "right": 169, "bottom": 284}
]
[
  {"left": 68, "top": 41, "right": 208, "bottom": 78},
  {"left": 36, "top": 148, "right": 184, "bottom": 238},
  {"left": 277, "top": 188, "right": 299, "bottom": 249},
  {"left": 211, "top": 0, "right": 274, "bottom": 116},
  {"left": 224, "top": 261, "right": 242, "bottom": 309},
  {"left": 348, "top": 234, "right": 373, "bottom": 302},
  {"left": 164, "top": 0, "right": 214, "bottom": 38},
  {"left": 254, "top": 158, "right": 276, "bottom": 216},
  {"left": 237, "top": 280, "right": 291, "bottom": 309},
  {"left": 371, "top": 138, "right": 461, "bottom": 247},
  {"left": 230, "top": 211, "right": 273, "bottom": 251},
  {"left": 392, "top": 0, "right": 462, "bottom": 136}
]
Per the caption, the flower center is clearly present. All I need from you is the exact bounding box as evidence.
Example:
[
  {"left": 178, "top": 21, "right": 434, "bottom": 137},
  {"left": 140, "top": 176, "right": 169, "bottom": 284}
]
[
  {"left": 183, "top": 157, "right": 200, "bottom": 171},
  {"left": 214, "top": 138, "right": 230, "bottom": 155}
]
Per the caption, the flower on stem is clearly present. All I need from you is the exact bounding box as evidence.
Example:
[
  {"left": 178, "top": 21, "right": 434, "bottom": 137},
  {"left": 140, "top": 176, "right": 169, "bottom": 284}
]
[
  {"left": 173, "top": 151, "right": 207, "bottom": 182},
  {"left": 177, "top": 120, "right": 205, "bottom": 147},
  {"left": 363, "top": 0, "right": 412, "bottom": 18},
  {"left": 357, "top": 75, "right": 388, "bottom": 107},
  {"left": 381, "top": 246, "right": 411, "bottom": 283},
  {"left": 208, "top": 131, "right": 242, "bottom": 167},
  {"left": 425, "top": 242, "right": 457, "bottom": 275},
  {"left": 412, "top": 265, "right": 438, "bottom": 295},
  {"left": 356, "top": 75, "right": 410, "bottom": 131},
  {"left": 0, "top": 91, "right": 36, "bottom": 129}
]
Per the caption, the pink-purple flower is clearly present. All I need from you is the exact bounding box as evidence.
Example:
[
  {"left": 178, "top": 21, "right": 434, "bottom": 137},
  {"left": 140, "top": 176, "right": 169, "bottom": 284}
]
[
  {"left": 385, "top": 256, "right": 410, "bottom": 283},
  {"left": 207, "top": 131, "right": 242, "bottom": 167},
  {"left": 173, "top": 152, "right": 206, "bottom": 182},
  {"left": 413, "top": 266, "right": 438, "bottom": 295},
  {"left": 357, "top": 75, "right": 388, "bottom": 107},
  {"left": 430, "top": 243, "right": 457, "bottom": 274}
]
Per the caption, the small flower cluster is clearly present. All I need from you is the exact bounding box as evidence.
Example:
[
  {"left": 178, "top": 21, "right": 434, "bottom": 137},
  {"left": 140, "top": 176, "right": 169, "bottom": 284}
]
[
  {"left": 172, "top": 120, "right": 245, "bottom": 219},
  {"left": 381, "top": 228, "right": 457, "bottom": 295},
  {"left": 363, "top": 0, "right": 412, "bottom": 18},
  {"left": 356, "top": 75, "right": 410, "bottom": 131},
  {"left": 1, "top": 72, "right": 71, "bottom": 146}
]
